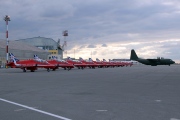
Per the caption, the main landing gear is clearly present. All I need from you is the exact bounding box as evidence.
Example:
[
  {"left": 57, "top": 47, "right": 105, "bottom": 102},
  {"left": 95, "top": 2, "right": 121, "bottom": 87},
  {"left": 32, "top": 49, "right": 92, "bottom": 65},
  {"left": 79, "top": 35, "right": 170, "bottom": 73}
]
[{"left": 23, "top": 68, "right": 27, "bottom": 72}]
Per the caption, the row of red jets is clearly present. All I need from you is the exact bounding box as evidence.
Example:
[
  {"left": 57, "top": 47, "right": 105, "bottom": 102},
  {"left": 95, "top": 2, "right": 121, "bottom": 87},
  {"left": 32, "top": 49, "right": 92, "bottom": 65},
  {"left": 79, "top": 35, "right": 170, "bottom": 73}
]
[{"left": 6, "top": 53, "right": 133, "bottom": 72}]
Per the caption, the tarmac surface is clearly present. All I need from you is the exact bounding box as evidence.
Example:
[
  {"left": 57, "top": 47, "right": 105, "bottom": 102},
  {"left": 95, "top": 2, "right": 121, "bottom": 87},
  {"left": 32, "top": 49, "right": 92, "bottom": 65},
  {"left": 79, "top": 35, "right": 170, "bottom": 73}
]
[{"left": 0, "top": 65, "right": 180, "bottom": 120}]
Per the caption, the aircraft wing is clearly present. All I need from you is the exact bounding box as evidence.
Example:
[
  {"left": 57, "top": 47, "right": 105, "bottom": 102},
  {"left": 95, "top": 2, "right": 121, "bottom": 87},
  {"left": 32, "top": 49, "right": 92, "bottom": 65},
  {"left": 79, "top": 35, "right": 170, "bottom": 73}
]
[
  {"left": 13, "top": 63, "right": 37, "bottom": 68},
  {"left": 147, "top": 59, "right": 161, "bottom": 65},
  {"left": 36, "top": 64, "right": 58, "bottom": 68},
  {"left": 73, "top": 64, "right": 87, "bottom": 67},
  {"left": 58, "top": 64, "right": 74, "bottom": 68}
]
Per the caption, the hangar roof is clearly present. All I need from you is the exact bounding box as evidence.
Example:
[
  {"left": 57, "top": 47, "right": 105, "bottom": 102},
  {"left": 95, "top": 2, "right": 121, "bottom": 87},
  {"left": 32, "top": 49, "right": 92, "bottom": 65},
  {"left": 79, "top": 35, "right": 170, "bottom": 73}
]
[
  {"left": 15, "top": 36, "right": 58, "bottom": 50},
  {"left": 0, "top": 40, "right": 47, "bottom": 52}
]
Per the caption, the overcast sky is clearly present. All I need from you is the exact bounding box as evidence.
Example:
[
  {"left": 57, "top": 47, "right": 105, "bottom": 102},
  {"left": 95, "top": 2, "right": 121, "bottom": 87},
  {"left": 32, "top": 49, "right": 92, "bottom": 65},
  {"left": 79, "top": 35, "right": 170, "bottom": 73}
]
[{"left": 0, "top": 0, "right": 180, "bottom": 62}]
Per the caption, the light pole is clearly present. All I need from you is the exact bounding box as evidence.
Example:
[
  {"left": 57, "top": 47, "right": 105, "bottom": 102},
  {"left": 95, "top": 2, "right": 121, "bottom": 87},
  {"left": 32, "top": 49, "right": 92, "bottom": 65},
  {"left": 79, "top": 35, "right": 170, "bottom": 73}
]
[
  {"left": 63, "top": 30, "right": 68, "bottom": 58},
  {"left": 4, "top": 15, "right": 10, "bottom": 67}
]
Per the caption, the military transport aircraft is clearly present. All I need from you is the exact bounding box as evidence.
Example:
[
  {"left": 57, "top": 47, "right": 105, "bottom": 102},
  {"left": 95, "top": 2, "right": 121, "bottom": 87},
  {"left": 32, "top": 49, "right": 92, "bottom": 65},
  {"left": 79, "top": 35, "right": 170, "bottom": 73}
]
[
  {"left": 7, "top": 53, "right": 58, "bottom": 72},
  {"left": 130, "top": 49, "right": 175, "bottom": 66}
]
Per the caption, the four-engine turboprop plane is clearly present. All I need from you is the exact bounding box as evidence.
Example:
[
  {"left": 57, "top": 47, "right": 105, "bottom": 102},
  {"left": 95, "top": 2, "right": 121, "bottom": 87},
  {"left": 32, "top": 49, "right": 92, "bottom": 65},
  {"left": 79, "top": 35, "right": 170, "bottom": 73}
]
[
  {"left": 47, "top": 56, "right": 74, "bottom": 70},
  {"left": 130, "top": 49, "right": 175, "bottom": 66}
]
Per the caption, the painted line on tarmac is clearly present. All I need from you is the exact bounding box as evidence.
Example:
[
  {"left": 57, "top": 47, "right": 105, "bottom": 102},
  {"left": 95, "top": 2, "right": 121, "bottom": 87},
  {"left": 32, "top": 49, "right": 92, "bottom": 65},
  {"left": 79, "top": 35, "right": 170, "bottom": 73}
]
[
  {"left": 0, "top": 98, "right": 71, "bottom": 120},
  {"left": 171, "top": 118, "right": 180, "bottom": 120},
  {"left": 14, "top": 107, "right": 38, "bottom": 112},
  {"left": 96, "top": 110, "right": 108, "bottom": 112}
]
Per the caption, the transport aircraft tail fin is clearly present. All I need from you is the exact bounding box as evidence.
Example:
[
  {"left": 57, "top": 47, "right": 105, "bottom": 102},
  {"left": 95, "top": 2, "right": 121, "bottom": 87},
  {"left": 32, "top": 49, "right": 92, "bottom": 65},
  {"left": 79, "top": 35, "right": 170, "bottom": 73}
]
[{"left": 130, "top": 49, "right": 138, "bottom": 60}]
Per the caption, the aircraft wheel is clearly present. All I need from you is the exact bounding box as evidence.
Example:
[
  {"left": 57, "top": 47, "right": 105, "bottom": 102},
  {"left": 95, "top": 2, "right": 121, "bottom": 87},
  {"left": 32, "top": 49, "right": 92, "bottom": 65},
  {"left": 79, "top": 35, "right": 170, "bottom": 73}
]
[
  {"left": 78, "top": 67, "right": 80, "bottom": 69},
  {"left": 30, "top": 70, "right": 35, "bottom": 72},
  {"left": 64, "top": 67, "right": 66, "bottom": 70},
  {"left": 23, "top": 68, "right": 27, "bottom": 72},
  {"left": 47, "top": 68, "right": 50, "bottom": 72}
]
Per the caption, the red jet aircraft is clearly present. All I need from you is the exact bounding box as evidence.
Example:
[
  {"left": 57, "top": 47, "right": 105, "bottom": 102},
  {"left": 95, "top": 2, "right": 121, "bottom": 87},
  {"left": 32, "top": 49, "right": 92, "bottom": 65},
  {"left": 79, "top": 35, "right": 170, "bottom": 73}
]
[
  {"left": 79, "top": 57, "right": 99, "bottom": 69},
  {"left": 109, "top": 59, "right": 125, "bottom": 67},
  {"left": 122, "top": 61, "right": 133, "bottom": 67},
  {"left": 102, "top": 59, "right": 115, "bottom": 67},
  {"left": 66, "top": 57, "right": 87, "bottom": 69},
  {"left": 88, "top": 58, "right": 107, "bottom": 68},
  {"left": 6, "top": 53, "right": 58, "bottom": 72},
  {"left": 47, "top": 56, "right": 74, "bottom": 70}
]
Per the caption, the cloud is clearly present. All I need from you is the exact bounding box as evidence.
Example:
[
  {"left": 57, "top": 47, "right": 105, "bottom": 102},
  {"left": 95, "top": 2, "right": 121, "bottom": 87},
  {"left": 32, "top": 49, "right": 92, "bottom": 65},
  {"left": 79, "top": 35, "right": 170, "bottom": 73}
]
[
  {"left": 101, "top": 44, "right": 107, "bottom": 47},
  {"left": 79, "top": 45, "right": 86, "bottom": 49},
  {"left": 87, "top": 44, "right": 96, "bottom": 48},
  {"left": 0, "top": 0, "right": 180, "bottom": 62}
]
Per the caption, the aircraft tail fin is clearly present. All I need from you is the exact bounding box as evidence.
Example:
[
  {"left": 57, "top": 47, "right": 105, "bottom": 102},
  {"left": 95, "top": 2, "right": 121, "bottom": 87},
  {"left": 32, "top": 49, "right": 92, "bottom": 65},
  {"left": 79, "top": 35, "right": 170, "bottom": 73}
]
[
  {"left": 79, "top": 57, "right": 83, "bottom": 61},
  {"left": 34, "top": 55, "right": 39, "bottom": 60},
  {"left": 130, "top": 49, "right": 138, "bottom": 60},
  {"left": 9, "top": 53, "right": 20, "bottom": 66},
  {"left": 9, "top": 53, "right": 19, "bottom": 62},
  {"left": 34, "top": 55, "right": 46, "bottom": 63},
  {"left": 96, "top": 58, "right": 100, "bottom": 62},
  {"left": 52, "top": 56, "right": 58, "bottom": 60},
  {"left": 103, "top": 59, "right": 107, "bottom": 62},
  {"left": 67, "top": 57, "right": 72, "bottom": 60},
  {"left": 89, "top": 58, "right": 93, "bottom": 62}
]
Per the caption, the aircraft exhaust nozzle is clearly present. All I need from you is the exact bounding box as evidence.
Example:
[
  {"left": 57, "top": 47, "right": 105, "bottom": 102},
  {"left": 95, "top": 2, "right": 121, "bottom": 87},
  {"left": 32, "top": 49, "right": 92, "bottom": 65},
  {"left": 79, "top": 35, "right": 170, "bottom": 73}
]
[{"left": 130, "top": 49, "right": 138, "bottom": 60}]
